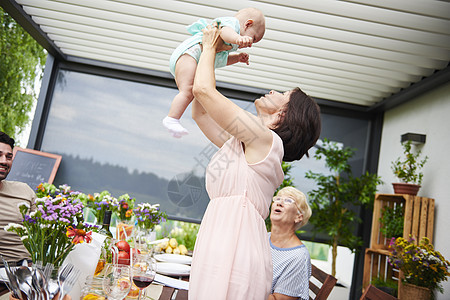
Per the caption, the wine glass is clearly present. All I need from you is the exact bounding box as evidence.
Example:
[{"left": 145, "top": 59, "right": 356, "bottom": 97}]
[
  {"left": 132, "top": 253, "right": 157, "bottom": 300},
  {"left": 102, "top": 264, "right": 132, "bottom": 300}
]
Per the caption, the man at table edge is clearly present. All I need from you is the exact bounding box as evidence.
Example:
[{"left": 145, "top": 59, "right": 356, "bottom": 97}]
[{"left": 0, "top": 131, "right": 36, "bottom": 297}]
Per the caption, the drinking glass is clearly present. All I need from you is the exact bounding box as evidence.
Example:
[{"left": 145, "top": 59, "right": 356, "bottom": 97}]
[
  {"left": 102, "top": 264, "right": 132, "bottom": 300},
  {"left": 132, "top": 253, "right": 157, "bottom": 300}
]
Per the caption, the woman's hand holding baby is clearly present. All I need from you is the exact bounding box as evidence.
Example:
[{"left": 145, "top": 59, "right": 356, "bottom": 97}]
[{"left": 201, "top": 22, "right": 223, "bottom": 52}]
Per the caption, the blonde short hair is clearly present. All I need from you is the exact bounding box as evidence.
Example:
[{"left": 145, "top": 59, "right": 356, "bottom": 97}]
[{"left": 276, "top": 186, "right": 312, "bottom": 230}]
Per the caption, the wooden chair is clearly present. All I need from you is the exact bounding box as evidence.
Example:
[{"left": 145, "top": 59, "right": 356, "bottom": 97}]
[
  {"left": 0, "top": 282, "right": 9, "bottom": 296},
  {"left": 309, "top": 264, "right": 337, "bottom": 300},
  {"left": 360, "top": 284, "right": 397, "bottom": 300}
]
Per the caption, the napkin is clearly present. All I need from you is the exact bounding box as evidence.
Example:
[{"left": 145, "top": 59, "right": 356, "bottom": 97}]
[
  {"left": 65, "top": 232, "right": 107, "bottom": 300},
  {"left": 145, "top": 284, "right": 164, "bottom": 299},
  {"left": 154, "top": 273, "right": 189, "bottom": 290}
]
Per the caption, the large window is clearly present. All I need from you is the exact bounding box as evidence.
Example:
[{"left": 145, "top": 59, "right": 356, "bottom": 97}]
[
  {"left": 41, "top": 69, "right": 258, "bottom": 222},
  {"left": 40, "top": 68, "right": 370, "bottom": 224}
]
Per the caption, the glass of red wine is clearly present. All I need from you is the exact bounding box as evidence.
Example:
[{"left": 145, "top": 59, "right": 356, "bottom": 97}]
[{"left": 132, "top": 253, "right": 157, "bottom": 300}]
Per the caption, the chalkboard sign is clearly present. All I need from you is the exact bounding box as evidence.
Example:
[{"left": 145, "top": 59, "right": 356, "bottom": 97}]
[{"left": 7, "top": 147, "right": 62, "bottom": 190}]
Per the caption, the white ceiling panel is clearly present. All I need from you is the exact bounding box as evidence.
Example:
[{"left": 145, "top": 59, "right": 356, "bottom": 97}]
[{"left": 5, "top": 0, "right": 450, "bottom": 107}]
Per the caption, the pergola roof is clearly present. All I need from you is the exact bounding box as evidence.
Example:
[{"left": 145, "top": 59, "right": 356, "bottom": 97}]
[{"left": 3, "top": 0, "right": 450, "bottom": 110}]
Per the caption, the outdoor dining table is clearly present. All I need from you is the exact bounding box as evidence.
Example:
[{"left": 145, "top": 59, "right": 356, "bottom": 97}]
[
  {"left": 0, "top": 267, "right": 190, "bottom": 300},
  {"left": 153, "top": 273, "right": 189, "bottom": 300}
]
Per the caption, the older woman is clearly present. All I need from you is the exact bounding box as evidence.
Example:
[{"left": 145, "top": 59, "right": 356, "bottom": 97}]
[
  {"left": 188, "top": 23, "right": 321, "bottom": 300},
  {"left": 268, "top": 187, "right": 313, "bottom": 300}
]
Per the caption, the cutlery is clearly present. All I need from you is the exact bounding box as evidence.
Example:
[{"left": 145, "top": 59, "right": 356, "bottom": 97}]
[
  {"left": 59, "top": 267, "right": 81, "bottom": 300},
  {"left": 15, "top": 266, "right": 34, "bottom": 299},
  {"left": 47, "top": 279, "right": 60, "bottom": 299},
  {"left": 1, "top": 255, "right": 23, "bottom": 300},
  {"left": 32, "top": 267, "right": 47, "bottom": 300}
]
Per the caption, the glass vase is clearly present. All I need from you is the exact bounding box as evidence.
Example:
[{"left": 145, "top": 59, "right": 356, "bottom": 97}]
[
  {"left": 134, "top": 225, "right": 156, "bottom": 255},
  {"left": 116, "top": 218, "right": 135, "bottom": 241}
]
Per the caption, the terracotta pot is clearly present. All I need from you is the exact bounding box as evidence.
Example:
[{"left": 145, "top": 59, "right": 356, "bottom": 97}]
[
  {"left": 399, "top": 282, "right": 431, "bottom": 300},
  {"left": 392, "top": 183, "right": 421, "bottom": 196}
]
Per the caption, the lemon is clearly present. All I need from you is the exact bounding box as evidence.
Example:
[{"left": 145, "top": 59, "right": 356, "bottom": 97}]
[
  {"left": 160, "top": 241, "right": 168, "bottom": 249},
  {"left": 169, "top": 238, "right": 178, "bottom": 248},
  {"left": 179, "top": 244, "right": 188, "bottom": 255},
  {"left": 173, "top": 247, "right": 181, "bottom": 255},
  {"left": 83, "top": 294, "right": 105, "bottom": 300},
  {"left": 165, "top": 245, "right": 173, "bottom": 253}
]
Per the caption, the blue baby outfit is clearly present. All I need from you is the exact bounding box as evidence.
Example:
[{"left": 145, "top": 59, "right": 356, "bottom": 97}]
[{"left": 169, "top": 17, "right": 240, "bottom": 76}]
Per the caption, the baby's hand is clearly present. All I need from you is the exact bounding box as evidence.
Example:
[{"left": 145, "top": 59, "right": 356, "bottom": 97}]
[
  {"left": 238, "top": 53, "right": 249, "bottom": 65},
  {"left": 236, "top": 35, "right": 253, "bottom": 49}
]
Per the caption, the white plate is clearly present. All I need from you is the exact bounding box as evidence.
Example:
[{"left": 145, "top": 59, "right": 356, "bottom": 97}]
[
  {"left": 156, "top": 262, "right": 190, "bottom": 277},
  {"left": 154, "top": 254, "right": 192, "bottom": 265}
]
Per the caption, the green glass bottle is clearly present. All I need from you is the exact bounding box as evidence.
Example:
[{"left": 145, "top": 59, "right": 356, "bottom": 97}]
[{"left": 98, "top": 210, "right": 113, "bottom": 238}]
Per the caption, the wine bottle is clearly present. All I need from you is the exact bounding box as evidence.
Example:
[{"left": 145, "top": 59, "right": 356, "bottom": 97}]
[{"left": 98, "top": 210, "right": 113, "bottom": 238}]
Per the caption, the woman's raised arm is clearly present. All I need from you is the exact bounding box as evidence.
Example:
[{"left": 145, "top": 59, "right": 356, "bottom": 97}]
[
  {"left": 192, "top": 24, "right": 273, "bottom": 163},
  {"left": 192, "top": 98, "right": 230, "bottom": 148}
]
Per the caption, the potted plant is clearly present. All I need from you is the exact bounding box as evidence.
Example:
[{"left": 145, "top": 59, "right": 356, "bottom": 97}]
[
  {"left": 391, "top": 140, "right": 428, "bottom": 195},
  {"left": 371, "top": 276, "right": 398, "bottom": 297},
  {"left": 388, "top": 236, "right": 450, "bottom": 299},
  {"left": 379, "top": 205, "right": 404, "bottom": 239}
]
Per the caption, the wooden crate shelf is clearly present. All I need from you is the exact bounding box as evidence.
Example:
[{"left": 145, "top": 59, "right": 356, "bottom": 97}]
[
  {"left": 362, "top": 194, "right": 435, "bottom": 293},
  {"left": 363, "top": 248, "right": 399, "bottom": 288},
  {"left": 370, "top": 194, "right": 435, "bottom": 250}
]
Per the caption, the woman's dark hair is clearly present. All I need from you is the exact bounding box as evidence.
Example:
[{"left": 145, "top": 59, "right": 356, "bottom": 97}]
[
  {"left": 273, "top": 87, "right": 321, "bottom": 162},
  {"left": 0, "top": 131, "right": 15, "bottom": 149}
]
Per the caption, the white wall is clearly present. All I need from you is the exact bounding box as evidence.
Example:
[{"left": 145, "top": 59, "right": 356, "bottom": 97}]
[{"left": 377, "top": 82, "right": 450, "bottom": 299}]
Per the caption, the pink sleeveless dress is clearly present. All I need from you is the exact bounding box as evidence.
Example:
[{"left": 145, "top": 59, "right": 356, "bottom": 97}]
[{"left": 189, "top": 131, "right": 284, "bottom": 300}]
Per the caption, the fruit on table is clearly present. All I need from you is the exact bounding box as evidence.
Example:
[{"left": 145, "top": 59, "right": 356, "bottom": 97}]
[
  {"left": 83, "top": 293, "right": 106, "bottom": 300},
  {"left": 160, "top": 240, "right": 168, "bottom": 249},
  {"left": 116, "top": 222, "right": 134, "bottom": 240},
  {"left": 116, "top": 240, "right": 131, "bottom": 253},
  {"left": 128, "top": 284, "right": 140, "bottom": 297},
  {"left": 118, "top": 250, "right": 130, "bottom": 265},
  {"left": 178, "top": 244, "right": 188, "bottom": 255},
  {"left": 130, "top": 248, "right": 141, "bottom": 257},
  {"left": 169, "top": 238, "right": 178, "bottom": 248},
  {"left": 156, "top": 238, "right": 189, "bottom": 255}
]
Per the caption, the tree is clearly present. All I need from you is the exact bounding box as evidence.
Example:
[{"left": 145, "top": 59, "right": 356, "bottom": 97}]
[
  {"left": 1, "top": 8, "right": 46, "bottom": 140},
  {"left": 306, "top": 139, "right": 382, "bottom": 277}
]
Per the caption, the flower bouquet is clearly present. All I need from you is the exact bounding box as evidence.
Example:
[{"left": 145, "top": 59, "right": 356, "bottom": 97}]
[
  {"left": 133, "top": 203, "right": 167, "bottom": 231},
  {"left": 5, "top": 183, "right": 95, "bottom": 267},
  {"left": 115, "top": 194, "right": 135, "bottom": 221},
  {"left": 133, "top": 203, "right": 167, "bottom": 249},
  {"left": 388, "top": 236, "right": 450, "bottom": 295},
  {"left": 84, "top": 190, "right": 118, "bottom": 225},
  {"left": 114, "top": 194, "right": 136, "bottom": 240}
]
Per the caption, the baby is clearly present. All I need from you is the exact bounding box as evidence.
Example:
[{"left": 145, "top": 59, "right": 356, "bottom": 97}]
[{"left": 163, "top": 7, "right": 266, "bottom": 137}]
